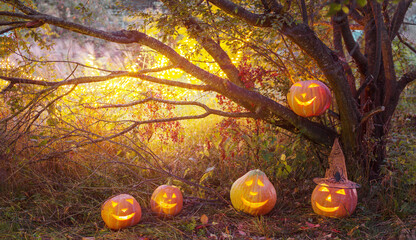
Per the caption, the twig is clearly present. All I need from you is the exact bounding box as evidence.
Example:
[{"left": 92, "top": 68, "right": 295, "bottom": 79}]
[{"left": 358, "top": 106, "right": 385, "bottom": 127}]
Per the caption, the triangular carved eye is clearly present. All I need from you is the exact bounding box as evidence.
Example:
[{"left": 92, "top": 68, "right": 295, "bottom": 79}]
[
  {"left": 319, "top": 187, "right": 330, "bottom": 192},
  {"left": 172, "top": 193, "right": 177, "bottom": 198},
  {"left": 245, "top": 179, "right": 253, "bottom": 186},
  {"left": 336, "top": 189, "right": 346, "bottom": 195},
  {"left": 126, "top": 199, "right": 134, "bottom": 205},
  {"left": 112, "top": 201, "right": 118, "bottom": 208},
  {"left": 257, "top": 179, "right": 264, "bottom": 186},
  {"left": 308, "top": 83, "right": 320, "bottom": 88},
  {"left": 163, "top": 193, "right": 168, "bottom": 198},
  {"left": 293, "top": 83, "right": 303, "bottom": 87}
]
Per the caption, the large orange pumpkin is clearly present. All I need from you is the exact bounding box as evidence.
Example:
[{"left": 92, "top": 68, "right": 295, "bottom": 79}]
[
  {"left": 311, "top": 183, "right": 357, "bottom": 218},
  {"left": 230, "top": 169, "right": 277, "bottom": 216},
  {"left": 101, "top": 194, "right": 142, "bottom": 230},
  {"left": 150, "top": 185, "right": 183, "bottom": 217},
  {"left": 287, "top": 80, "right": 332, "bottom": 117}
]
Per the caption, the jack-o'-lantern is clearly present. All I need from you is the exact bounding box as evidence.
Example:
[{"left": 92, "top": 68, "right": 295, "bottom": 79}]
[
  {"left": 311, "top": 183, "right": 357, "bottom": 218},
  {"left": 150, "top": 185, "right": 183, "bottom": 216},
  {"left": 311, "top": 139, "right": 360, "bottom": 218},
  {"left": 101, "top": 194, "right": 142, "bottom": 230},
  {"left": 230, "top": 169, "right": 277, "bottom": 216},
  {"left": 287, "top": 80, "right": 332, "bottom": 117}
]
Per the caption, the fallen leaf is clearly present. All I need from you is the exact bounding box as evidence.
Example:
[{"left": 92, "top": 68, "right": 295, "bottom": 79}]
[
  {"left": 201, "top": 214, "right": 209, "bottom": 225},
  {"left": 305, "top": 222, "right": 320, "bottom": 228},
  {"left": 238, "top": 230, "right": 247, "bottom": 236}
]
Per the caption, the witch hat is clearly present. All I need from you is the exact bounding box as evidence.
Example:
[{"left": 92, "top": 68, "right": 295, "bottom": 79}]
[{"left": 313, "top": 138, "right": 360, "bottom": 189}]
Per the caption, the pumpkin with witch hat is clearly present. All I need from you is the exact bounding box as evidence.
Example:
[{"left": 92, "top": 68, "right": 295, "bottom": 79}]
[{"left": 311, "top": 139, "right": 360, "bottom": 218}]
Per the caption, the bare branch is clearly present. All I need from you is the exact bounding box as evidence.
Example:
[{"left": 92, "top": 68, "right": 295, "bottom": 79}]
[
  {"left": 397, "top": 34, "right": 416, "bottom": 54},
  {"left": 0, "top": 72, "right": 212, "bottom": 91},
  {"left": 358, "top": 106, "right": 385, "bottom": 128},
  {"left": 397, "top": 68, "right": 416, "bottom": 91},
  {"left": 0, "top": 20, "right": 27, "bottom": 25},
  {"left": 86, "top": 96, "right": 258, "bottom": 119}
]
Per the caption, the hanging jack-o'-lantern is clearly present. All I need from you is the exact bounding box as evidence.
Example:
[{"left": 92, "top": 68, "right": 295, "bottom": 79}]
[
  {"left": 101, "top": 194, "right": 142, "bottom": 230},
  {"left": 230, "top": 169, "right": 277, "bottom": 216},
  {"left": 150, "top": 185, "right": 183, "bottom": 216},
  {"left": 311, "top": 139, "right": 360, "bottom": 218},
  {"left": 287, "top": 80, "right": 332, "bottom": 117}
]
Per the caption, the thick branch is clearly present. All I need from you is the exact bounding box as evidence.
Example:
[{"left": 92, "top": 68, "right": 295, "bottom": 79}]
[
  {"left": 334, "top": 12, "right": 368, "bottom": 76},
  {"left": 389, "top": 0, "right": 413, "bottom": 40},
  {"left": 371, "top": 1, "right": 397, "bottom": 107},
  {"left": 332, "top": 17, "right": 357, "bottom": 96},
  {"left": 162, "top": 0, "right": 243, "bottom": 87}
]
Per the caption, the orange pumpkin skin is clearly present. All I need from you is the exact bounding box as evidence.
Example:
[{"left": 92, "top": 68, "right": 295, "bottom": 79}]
[
  {"left": 101, "top": 194, "right": 142, "bottom": 230},
  {"left": 287, "top": 80, "right": 332, "bottom": 117},
  {"left": 150, "top": 185, "right": 183, "bottom": 216},
  {"left": 311, "top": 184, "right": 357, "bottom": 218},
  {"left": 230, "top": 169, "right": 277, "bottom": 216}
]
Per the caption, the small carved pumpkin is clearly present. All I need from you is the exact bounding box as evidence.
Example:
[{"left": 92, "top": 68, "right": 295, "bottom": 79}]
[
  {"left": 311, "top": 183, "right": 357, "bottom": 218},
  {"left": 287, "top": 80, "right": 332, "bottom": 117},
  {"left": 312, "top": 139, "right": 360, "bottom": 218},
  {"left": 150, "top": 185, "right": 183, "bottom": 216},
  {"left": 230, "top": 169, "right": 277, "bottom": 216},
  {"left": 101, "top": 194, "right": 142, "bottom": 230}
]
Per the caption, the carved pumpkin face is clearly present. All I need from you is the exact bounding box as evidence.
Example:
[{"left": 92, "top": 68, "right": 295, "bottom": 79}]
[
  {"left": 150, "top": 185, "right": 183, "bottom": 216},
  {"left": 287, "top": 80, "right": 332, "bottom": 117},
  {"left": 230, "top": 169, "right": 277, "bottom": 216},
  {"left": 101, "top": 194, "right": 142, "bottom": 230},
  {"left": 311, "top": 184, "right": 357, "bottom": 218}
]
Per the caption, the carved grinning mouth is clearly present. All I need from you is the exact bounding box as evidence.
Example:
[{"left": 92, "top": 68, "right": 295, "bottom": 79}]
[
  {"left": 315, "top": 202, "right": 340, "bottom": 212},
  {"left": 294, "top": 96, "right": 316, "bottom": 106},
  {"left": 112, "top": 213, "right": 136, "bottom": 221},
  {"left": 241, "top": 196, "right": 269, "bottom": 208},
  {"left": 157, "top": 201, "right": 177, "bottom": 209}
]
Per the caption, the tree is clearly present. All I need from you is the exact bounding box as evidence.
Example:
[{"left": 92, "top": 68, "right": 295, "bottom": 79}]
[{"left": 0, "top": 0, "right": 415, "bottom": 181}]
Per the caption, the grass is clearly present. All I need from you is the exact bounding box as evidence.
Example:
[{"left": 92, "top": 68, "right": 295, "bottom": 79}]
[{"left": 0, "top": 94, "right": 415, "bottom": 240}]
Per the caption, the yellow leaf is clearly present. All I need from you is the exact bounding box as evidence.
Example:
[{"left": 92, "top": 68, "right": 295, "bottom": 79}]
[
  {"left": 200, "top": 214, "right": 209, "bottom": 224},
  {"left": 342, "top": 6, "right": 350, "bottom": 14}
]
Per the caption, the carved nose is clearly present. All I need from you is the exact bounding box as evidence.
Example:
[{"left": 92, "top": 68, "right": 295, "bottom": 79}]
[
  {"left": 326, "top": 194, "right": 332, "bottom": 202},
  {"left": 121, "top": 208, "right": 128, "bottom": 212},
  {"left": 301, "top": 93, "right": 307, "bottom": 99}
]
